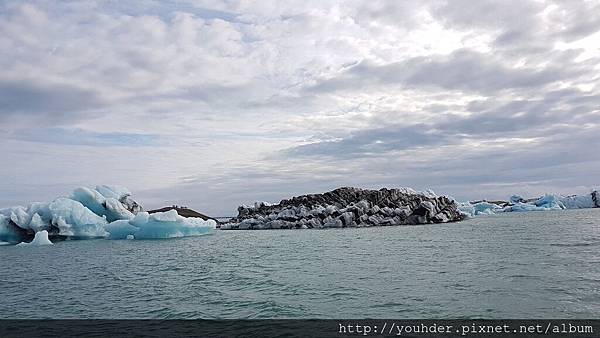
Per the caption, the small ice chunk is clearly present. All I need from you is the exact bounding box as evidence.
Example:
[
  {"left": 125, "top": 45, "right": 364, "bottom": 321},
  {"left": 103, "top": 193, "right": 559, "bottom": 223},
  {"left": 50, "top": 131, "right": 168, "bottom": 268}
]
[{"left": 16, "top": 230, "right": 53, "bottom": 246}]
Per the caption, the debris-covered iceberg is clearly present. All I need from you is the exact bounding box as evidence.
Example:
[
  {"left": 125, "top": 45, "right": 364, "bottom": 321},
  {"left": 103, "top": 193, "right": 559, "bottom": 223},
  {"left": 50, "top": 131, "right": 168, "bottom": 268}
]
[
  {"left": 0, "top": 185, "right": 216, "bottom": 245},
  {"left": 222, "top": 187, "right": 464, "bottom": 230}
]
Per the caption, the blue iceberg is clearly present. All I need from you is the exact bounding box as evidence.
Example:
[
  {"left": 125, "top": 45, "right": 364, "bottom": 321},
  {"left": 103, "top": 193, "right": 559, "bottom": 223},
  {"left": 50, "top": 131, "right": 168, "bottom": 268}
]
[
  {"left": 106, "top": 210, "right": 215, "bottom": 240},
  {"left": 0, "top": 185, "right": 215, "bottom": 244}
]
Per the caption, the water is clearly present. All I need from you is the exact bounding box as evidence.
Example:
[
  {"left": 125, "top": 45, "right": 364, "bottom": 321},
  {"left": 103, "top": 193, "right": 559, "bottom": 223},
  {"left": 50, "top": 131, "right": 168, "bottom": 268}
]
[{"left": 1, "top": 209, "right": 599, "bottom": 319}]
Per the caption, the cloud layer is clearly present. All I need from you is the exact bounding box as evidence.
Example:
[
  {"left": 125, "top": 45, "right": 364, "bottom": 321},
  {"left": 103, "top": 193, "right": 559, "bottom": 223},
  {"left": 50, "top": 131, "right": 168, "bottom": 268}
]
[{"left": 1, "top": 0, "right": 599, "bottom": 215}]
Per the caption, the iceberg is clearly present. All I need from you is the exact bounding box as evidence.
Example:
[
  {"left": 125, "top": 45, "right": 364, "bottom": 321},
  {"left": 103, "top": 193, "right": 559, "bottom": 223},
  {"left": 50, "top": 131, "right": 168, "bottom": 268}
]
[
  {"left": 460, "top": 190, "right": 599, "bottom": 217},
  {"left": 0, "top": 185, "right": 214, "bottom": 244},
  {"left": 458, "top": 201, "right": 504, "bottom": 217},
  {"left": 106, "top": 210, "right": 216, "bottom": 239},
  {"left": 506, "top": 194, "right": 571, "bottom": 212},
  {"left": 533, "top": 194, "right": 565, "bottom": 209},
  {"left": 559, "top": 191, "right": 598, "bottom": 209},
  {"left": 16, "top": 230, "right": 53, "bottom": 246},
  {"left": 473, "top": 201, "right": 503, "bottom": 215},
  {"left": 224, "top": 187, "right": 464, "bottom": 229}
]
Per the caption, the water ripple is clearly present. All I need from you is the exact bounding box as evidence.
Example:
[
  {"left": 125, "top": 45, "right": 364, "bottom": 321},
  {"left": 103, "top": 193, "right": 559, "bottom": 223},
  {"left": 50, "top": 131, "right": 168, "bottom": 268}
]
[{"left": 1, "top": 208, "right": 599, "bottom": 318}]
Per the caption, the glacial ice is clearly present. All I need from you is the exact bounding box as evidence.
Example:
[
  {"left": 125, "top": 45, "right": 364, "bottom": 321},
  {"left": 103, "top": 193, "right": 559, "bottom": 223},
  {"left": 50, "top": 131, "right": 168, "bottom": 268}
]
[
  {"left": 559, "top": 194, "right": 596, "bottom": 209},
  {"left": 457, "top": 201, "right": 503, "bottom": 217},
  {"left": 460, "top": 190, "right": 599, "bottom": 217},
  {"left": 49, "top": 198, "right": 109, "bottom": 237},
  {"left": 106, "top": 210, "right": 216, "bottom": 239},
  {"left": 0, "top": 185, "right": 215, "bottom": 244},
  {"left": 16, "top": 230, "right": 53, "bottom": 246},
  {"left": 474, "top": 202, "right": 503, "bottom": 215},
  {"left": 534, "top": 194, "right": 565, "bottom": 209},
  {"left": 71, "top": 186, "right": 134, "bottom": 222}
]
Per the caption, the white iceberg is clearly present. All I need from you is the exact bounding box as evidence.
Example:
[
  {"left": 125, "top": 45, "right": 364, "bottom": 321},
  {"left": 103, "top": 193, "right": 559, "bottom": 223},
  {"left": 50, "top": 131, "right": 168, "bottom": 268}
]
[{"left": 16, "top": 230, "right": 53, "bottom": 246}]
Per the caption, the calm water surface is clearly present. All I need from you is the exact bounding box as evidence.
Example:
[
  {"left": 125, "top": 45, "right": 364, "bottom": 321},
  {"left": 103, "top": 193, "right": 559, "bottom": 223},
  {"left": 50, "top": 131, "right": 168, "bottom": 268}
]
[{"left": 1, "top": 209, "right": 599, "bottom": 318}]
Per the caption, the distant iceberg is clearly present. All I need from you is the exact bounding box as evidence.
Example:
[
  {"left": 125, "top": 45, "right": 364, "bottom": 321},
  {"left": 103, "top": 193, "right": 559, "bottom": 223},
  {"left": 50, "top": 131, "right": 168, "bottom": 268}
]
[
  {"left": 458, "top": 201, "right": 504, "bottom": 217},
  {"left": 0, "top": 185, "right": 216, "bottom": 245},
  {"left": 460, "top": 190, "right": 599, "bottom": 217}
]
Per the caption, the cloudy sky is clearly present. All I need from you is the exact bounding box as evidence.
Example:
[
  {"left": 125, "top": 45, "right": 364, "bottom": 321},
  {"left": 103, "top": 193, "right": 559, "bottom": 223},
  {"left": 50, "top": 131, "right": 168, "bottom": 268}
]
[{"left": 1, "top": 0, "right": 599, "bottom": 215}]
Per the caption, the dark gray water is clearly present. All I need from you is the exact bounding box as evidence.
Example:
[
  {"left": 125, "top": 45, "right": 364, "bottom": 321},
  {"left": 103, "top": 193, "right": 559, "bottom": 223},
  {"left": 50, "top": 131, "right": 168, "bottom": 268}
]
[{"left": 1, "top": 209, "right": 599, "bottom": 318}]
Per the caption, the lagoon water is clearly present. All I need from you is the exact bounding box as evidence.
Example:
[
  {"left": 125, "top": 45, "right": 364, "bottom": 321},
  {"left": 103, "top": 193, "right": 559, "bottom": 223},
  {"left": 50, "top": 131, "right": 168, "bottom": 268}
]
[{"left": 1, "top": 209, "right": 599, "bottom": 318}]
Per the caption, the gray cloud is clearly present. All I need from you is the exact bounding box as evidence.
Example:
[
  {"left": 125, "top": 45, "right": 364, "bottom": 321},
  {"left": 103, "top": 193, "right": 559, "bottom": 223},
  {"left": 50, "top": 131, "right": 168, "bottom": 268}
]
[
  {"left": 309, "top": 50, "right": 567, "bottom": 94},
  {"left": 0, "top": 80, "right": 105, "bottom": 125},
  {"left": 5, "top": 128, "right": 160, "bottom": 147},
  {"left": 286, "top": 83, "right": 600, "bottom": 161},
  {"left": 284, "top": 124, "right": 450, "bottom": 159}
]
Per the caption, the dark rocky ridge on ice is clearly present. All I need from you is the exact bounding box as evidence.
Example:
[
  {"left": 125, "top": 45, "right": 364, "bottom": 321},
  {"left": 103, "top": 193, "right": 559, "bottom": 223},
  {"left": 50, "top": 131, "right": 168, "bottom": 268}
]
[{"left": 221, "top": 187, "right": 464, "bottom": 230}]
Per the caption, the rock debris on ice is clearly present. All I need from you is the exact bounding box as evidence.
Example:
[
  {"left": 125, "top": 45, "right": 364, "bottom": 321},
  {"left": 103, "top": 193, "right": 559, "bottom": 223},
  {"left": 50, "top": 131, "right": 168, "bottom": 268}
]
[{"left": 221, "top": 187, "right": 464, "bottom": 230}]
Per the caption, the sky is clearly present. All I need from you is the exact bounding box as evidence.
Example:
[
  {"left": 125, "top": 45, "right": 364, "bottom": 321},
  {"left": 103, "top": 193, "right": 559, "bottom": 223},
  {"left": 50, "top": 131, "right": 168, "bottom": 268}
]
[{"left": 1, "top": 0, "right": 599, "bottom": 216}]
